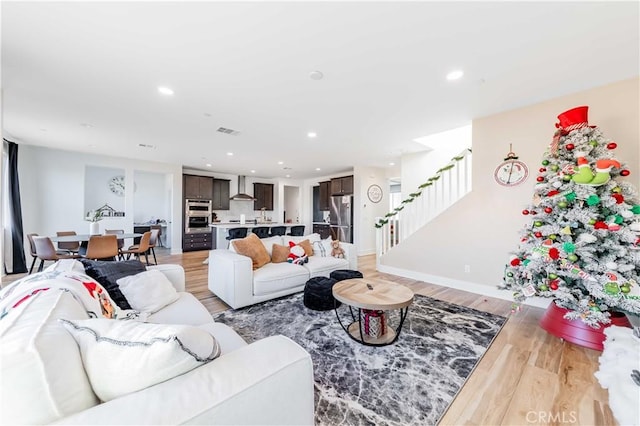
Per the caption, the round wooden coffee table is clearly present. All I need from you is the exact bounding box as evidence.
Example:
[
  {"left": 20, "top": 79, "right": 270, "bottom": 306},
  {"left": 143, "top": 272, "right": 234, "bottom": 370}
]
[{"left": 332, "top": 278, "right": 414, "bottom": 346}]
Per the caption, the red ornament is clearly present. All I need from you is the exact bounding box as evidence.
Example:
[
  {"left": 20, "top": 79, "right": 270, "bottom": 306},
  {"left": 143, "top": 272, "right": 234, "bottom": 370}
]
[
  {"left": 607, "top": 142, "right": 617, "bottom": 150},
  {"left": 531, "top": 211, "right": 538, "bottom": 215},
  {"left": 536, "top": 176, "right": 545, "bottom": 182},
  {"left": 594, "top": 221, "right": 608, "bottom": 230},
  {"left": 549, "top": 248, "right": 560, "bottom": 260},
  {"left": 566, "top": 143, "right": 575, "bottom": 150},
  {"left": 534, "top": 231, "right": 543, "bottom": 238},
  {"left": 539, "top": 167, "right": 547, "bottom": 173},
  {"left": 547, "top": 190, "right": 560, "bottom": 197},
  {"left": 612, "top": 194, "right": 624, "bottom": 204},
  {"left": 544, "top": 207, "right": 553, "bottom": 214},
  {"left": 510, "top": 258, "right": 521, "bottom": 266},
  {"left": 522, "top": 209, "right": 530, "bottom": 215},
  {"left": 620, "top": 169, "right": 631, "bottom": 177},
  {"left": 549, "top": 281, "right": 559, "bottom": 290}
]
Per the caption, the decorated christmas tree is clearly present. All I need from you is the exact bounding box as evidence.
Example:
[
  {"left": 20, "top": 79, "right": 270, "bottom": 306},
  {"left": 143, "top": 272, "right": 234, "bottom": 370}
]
[{"left": 502, "top": 106, "right": 640, "bottom": 328}]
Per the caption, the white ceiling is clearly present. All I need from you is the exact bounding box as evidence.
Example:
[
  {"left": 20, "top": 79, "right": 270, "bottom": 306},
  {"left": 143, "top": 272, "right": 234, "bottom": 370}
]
[{"left": 2, "top": 1, "right": 638, "bottom": 179}]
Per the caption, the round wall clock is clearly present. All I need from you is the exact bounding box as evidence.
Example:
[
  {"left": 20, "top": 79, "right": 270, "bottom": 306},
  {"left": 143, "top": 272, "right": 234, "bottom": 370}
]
[
  {"left": 494, "top": 159, "right": 529, "bottom": 186},
  {"left": 108, "top": 175, "right": 125, "bottom": 196},
  {"left": 367, "top": 184, "right": 383, "bottom": 203}
]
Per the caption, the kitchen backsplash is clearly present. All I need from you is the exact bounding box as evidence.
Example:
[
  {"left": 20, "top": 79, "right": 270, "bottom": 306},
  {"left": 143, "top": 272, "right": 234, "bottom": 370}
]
[{"left": 213, "top": 200, "right": 273, "bottom": 222}]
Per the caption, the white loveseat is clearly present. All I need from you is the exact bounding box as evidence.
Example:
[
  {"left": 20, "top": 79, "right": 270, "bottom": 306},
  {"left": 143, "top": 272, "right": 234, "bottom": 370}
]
[
  {"left": 0, "top": 262, "right": 314, "bottom": 425},
  {"left": 209, "top": 234, "right": 357, "bottom": 309}
]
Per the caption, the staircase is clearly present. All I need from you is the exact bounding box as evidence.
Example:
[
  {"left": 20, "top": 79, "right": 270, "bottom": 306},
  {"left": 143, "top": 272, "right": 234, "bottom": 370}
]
[{"left": 375, "top": 148, "right": 473, "bottom": 260}]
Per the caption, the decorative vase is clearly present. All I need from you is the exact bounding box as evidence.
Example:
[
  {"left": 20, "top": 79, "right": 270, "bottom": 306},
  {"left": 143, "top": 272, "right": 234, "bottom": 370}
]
[
  {"left": 539, "top": 300, "right": 632, "bottom": 351},
  {"left": 90, "top": 222, "right": 100, "bottom": 235}
]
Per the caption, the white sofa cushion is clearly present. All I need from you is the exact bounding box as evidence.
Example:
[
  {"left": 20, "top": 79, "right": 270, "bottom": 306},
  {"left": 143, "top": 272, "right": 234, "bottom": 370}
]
[
  {"left": 147, "top": 292, "right": 214, "bottom": 326},
  {"left": 198, "top": 322, "right": 248, "bottom": 355},
  {"left": 117, "top": 269, "right": 180, "bottom": 313},
  {"left": 0, "top": 290, "right": 99, "bottom": 425},
  {"left": 304, "top": 255, "right": 350, "bottom": 278},
  {"left": 60, "top": 318, "right": 221, "bottom": 402},
  {"left": 253, "top": 262, "right": 310, "bottom": 296}
]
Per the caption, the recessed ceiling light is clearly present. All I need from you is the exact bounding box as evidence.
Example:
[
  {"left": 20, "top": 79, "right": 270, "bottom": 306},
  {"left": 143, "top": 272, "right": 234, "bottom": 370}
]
[
  {"left": 446, "top": 70, "right": 464, "bottom": 81},
  {"left": 227, "top": 152, "right": 233, "bottom": 156},
  {"left": 389, "top": 162, "right": 395, "bottom": 166},
  {"left": 309, "top": 71, "right": 324, "bottom": 80},
  {"left": 307, "top": 132, "right": 317, "bottom": 138},
  {"left": 315, "top": 168, "right": 321, "bottom": 171},
  {"left": 157, "top": 86, "right": 174, "bottom": 95},
  {"left": 285, "top": 174, "right": 291, "bottom": 178},
  {"left": 250, "top": 170, "right": 256, "bottom": 173},
  {"left": 278, "top": 161, "right": 284, "bottom": 165},
  {"left": 206, "top": 163, "right": 212, "bottom": 167}
]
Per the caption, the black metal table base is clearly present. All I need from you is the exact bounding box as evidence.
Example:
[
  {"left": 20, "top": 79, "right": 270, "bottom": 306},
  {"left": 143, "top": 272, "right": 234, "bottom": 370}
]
[{"left": 334, "top": 300, "right": 409, "bottom": 347}]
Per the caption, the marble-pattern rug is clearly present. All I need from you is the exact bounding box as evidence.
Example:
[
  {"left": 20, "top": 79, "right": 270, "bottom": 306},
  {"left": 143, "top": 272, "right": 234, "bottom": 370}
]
[{"left": 214, "top": 293, "right": 507, "bottom": 425}]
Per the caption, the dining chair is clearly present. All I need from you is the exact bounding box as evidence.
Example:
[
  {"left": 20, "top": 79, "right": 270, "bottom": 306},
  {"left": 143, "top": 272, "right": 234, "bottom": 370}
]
[
  {"left": 251, "top": 227, "right": 270, "bottom": 239},
  {"left": 32, "top": 236, "right": 81, "bottom": 272},
  {"left": 105, "top": 229, "right": 125, "bottom": 260},
  {"left": 121, "top": 231, "right": 152, "bottom": 265},
  {"left": 269, "top": 226, "right": 286, "bottom": 237},
  {"left": 150, "top": 225, "right": 163, "bottom": 247},
  {"left": 287, "top": 225, "right": 305, "bottom": 236},
  {"left": 84, "top": 235, "right": 119, "bottom": 261},
  {"left": 147, "top": 228, "right": 160, "bottom": 265},
  {"left": 56, "top": 231, "right": 80, "bottom": 254}
]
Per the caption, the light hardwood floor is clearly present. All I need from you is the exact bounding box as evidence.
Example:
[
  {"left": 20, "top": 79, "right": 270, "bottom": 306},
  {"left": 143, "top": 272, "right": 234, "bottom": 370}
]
[{"left": 2, "top": 250, "right": 615, "bottom": 425}]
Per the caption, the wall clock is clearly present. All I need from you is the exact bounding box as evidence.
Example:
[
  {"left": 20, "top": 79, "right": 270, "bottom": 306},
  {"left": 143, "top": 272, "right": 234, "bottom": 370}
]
[
  {"left": 367, "top": 184, "right": 383, "bottom": 203},
  {"left": 494, "top": 145, "right": 529, "bottom": 187},
  {"left": 108, "top": 175, "right": 125, "bottom": 196}
]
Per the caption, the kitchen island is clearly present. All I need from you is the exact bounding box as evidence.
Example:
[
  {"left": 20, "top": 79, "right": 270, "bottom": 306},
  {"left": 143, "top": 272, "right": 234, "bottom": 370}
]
[{"left": 210, "top": 222, "right": 305, "bottom": 249}]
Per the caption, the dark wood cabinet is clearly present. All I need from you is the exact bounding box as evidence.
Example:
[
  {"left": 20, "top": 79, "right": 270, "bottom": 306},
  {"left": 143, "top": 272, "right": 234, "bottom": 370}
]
[
  {"left": 183, "top": 232, "right": 212, "bottom": 251},
  {"left": 184, "top": 175, "right": 213, "bottom": 199},
  {"left": 319, "top": 181, "right": 331, "bottom": 211},
  {"left": 313, "top": 224, "right": 331, "bottom": 240},
  {"left": 212, "top": 179, "right": 230, "bottom": 210},
  {"left": 330, "top": 175, "right": 353, "bottom": 196},
  {"left": 253, "top": 183, "right": 274, "bottom": 210}
]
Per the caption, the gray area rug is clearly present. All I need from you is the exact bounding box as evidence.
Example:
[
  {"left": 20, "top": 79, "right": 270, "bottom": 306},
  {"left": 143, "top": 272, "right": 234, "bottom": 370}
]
[{"left": 214, "top": 292, "right": 507, "bottom": 425}]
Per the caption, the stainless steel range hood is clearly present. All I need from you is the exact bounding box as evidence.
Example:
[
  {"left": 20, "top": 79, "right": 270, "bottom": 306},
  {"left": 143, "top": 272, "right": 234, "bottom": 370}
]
[{"left": 230, "top": 175, "right": 255, "bottom": 201}]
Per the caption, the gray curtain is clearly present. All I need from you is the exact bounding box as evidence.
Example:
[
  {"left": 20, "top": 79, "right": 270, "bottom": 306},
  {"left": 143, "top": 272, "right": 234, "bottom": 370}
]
[{"left": 3, "top": 140, "right": 27, "bottom": 274}]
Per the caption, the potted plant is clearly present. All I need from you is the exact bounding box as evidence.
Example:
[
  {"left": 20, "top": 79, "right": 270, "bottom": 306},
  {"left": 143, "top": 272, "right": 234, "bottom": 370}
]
[{"left": 85, "top": 210, "right": 103, "bottom": 235}]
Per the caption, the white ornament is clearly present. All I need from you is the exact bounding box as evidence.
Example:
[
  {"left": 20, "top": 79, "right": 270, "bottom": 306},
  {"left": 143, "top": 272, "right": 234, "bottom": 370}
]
[
  {"left": 620, "top": 210, "right": 633, "bottom": 218},
  {"left": 605, "top": 262, "right": 618, "bottom": 270},
  {"left": 577, "top": 233, "right": 598, "bottom": 244},
  {"left": 552, "top": 181, "right": 563, "bottom": 188},
  {"left": 630, "top": 221, "right": 640, "bottom": 232}
]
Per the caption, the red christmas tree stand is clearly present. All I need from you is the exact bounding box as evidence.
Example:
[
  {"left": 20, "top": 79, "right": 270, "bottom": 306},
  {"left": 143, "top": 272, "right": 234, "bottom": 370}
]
[{"left": 539, "top": 300, "right": 632, "bottom": 351}]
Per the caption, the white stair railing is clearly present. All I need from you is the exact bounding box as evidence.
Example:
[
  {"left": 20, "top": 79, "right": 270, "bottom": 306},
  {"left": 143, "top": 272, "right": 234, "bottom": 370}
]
[{"left": 375, "top": 148, "right": 472, "bottom": 259}]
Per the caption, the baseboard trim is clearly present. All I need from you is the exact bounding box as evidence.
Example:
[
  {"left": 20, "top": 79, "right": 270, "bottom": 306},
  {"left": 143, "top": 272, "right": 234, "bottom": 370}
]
[
  {"left": 377, "top": 264, "right": 551, "bottom": 309},
  {"left": 358, "top": 248, "right": 376, "bottom": 256}
]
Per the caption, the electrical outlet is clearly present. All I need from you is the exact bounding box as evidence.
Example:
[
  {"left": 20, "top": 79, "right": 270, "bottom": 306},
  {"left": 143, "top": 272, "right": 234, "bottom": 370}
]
[{"left": 464, "top": 265, "right": 471, "bottom": 273}]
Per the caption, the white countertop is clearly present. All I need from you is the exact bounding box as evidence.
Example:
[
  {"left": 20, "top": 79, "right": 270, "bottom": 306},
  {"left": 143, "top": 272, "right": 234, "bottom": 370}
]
[{"left": 210, "top": 222, "right": 295, "bottom": 229}]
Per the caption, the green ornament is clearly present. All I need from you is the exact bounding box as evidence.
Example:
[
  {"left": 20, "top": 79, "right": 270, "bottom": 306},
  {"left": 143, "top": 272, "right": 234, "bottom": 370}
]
[
  {"left": 621, "top": 285, "right": 631, "bottom": 294},
  {"left": 589, "top": 219, "right": 597, "bottom": 225},
  {"left": 632, "top": 205, "right": 640, "bottom": 214},
  {"left": 548, "top": 273, "right": 558, "bottom": 280},
  {"left": 563, "top": 242, "right": 576, "bottom": 253},
  {"left": 586, "top": 195, "right": 600, "bottom": 206},
  {"left": 506, "top": 272, "right": 514, "bottom": 277},
  {"left": 523, "top": 259, "right": 531, "bottom": 266},
  {"left": 550, "top": 164, "right": 559, "bottom": 172},
  {"left": 548, "top": 234, "right": 557, "bottom": 240},
  {"left": 604, "top": 282, "right": 620, "bottom": 295},
  {"left": 590, "top": 305, "right": 601, "bottom": 312},
  {"left": 615, "top": 215, "right": 624, "bottom": 224},
  {"left": 567, "top": 254, "right": 578, "bottom": 262},
  {"left": 539, "top": 285, "right": 548, "bottom": 291},
  {"left": 589, "top": 140, "right": 598, "bottom": 147},
  {"left": 542, "top": 160, "right": 550, "bottom": 166},
  {"left": 612, "top": 187, "right": 622, "bottom": 193},
  {"left": 565, "top": 192, "right": 577, "bottom": 202},
  {"left": 558, "top": 201, "right": 568, "bottom": 208},
  {"left": 562, "top": 175, "right": 572, "bottom": 182},
  {"left": 534, "top": 221, "right": 543, "bottom": 227}
]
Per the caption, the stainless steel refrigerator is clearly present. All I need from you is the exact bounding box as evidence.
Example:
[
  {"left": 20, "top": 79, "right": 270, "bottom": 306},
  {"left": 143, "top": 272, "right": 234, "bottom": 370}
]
[{"left": 329, "top": 195, "right": 353, "bottom": 243}]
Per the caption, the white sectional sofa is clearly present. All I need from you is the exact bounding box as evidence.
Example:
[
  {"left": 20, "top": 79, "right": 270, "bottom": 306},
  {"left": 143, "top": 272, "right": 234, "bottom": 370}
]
[
  {"left": 208, "top": 234, "right": 357, "bottom": 309},
  {"left": 0, "top": 261, "right": 314, "bottom": 425}
]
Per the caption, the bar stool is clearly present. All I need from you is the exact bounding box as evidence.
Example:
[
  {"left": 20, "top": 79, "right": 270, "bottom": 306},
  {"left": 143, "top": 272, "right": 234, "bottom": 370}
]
[
  {"left": 252, "top": 227, "right": 270, "bottom": 239},
  {"left": 287, "top": 225, "right": 305, "bottom": 236},
  {"left": 226, "top": 228, "right": 248, "bottom": 241},
  {"left": 269, "top": 226, "right": 286, "bottom": 237}
]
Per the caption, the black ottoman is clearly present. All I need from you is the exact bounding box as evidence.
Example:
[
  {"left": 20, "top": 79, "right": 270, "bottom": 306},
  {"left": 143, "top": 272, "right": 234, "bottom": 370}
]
[
  {"left": 330, "top": 269, "right": 363, "bottom": 282},
  {"left": 303, "top": 277, "right": 340, "bottom": 311}
]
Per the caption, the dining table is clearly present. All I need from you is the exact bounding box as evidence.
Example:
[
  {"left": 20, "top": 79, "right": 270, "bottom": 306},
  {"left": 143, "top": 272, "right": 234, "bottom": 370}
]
[{"left": 50, "top": 233, "right": 142, "bottom": 243}]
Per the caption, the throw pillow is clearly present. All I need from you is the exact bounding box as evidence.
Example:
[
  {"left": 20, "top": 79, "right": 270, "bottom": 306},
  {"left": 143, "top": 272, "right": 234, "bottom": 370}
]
[
  {"left": 312, "top": 237, "right": 333, "bottom": 257},
  {"left": 297, "top": 239, "right": 314, "bottom": 256},
  {"left": 116, "top": 270, "right": 180, "bottom": 313},
  {"left": 80, "top": 259, "right": 147, "bottom": 310},
  {"left": 231, "top": 233, "right": 270, "bottom": 270},
  {"left": 271, "top": 244, "right": 290, "bottom": 263},
  {"left": 59, "top": 318, "right": 221, "bottom": 402}
]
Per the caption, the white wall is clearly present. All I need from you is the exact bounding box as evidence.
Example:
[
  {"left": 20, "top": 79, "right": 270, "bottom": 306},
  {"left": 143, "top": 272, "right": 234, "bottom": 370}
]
[
  {"left": 84, "top": 166, "right": 125, "bottom": 215},
  {"left": 133, "top": 170, "right": 169, "bottom": 224},
  {"left": 354, "top": 166, "right": 390, "bottom": 255},
  {"left": 381, "top": 78, "right": 640, "bottom": 298},
  {"left": 18, "top": 145, "right": 183, "bottom": 253}
]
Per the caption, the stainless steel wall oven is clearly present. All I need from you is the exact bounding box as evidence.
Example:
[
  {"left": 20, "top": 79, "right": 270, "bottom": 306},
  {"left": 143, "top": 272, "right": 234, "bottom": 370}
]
[{"left": 185, "top": 199, "right": 212, "bottom": 233}]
